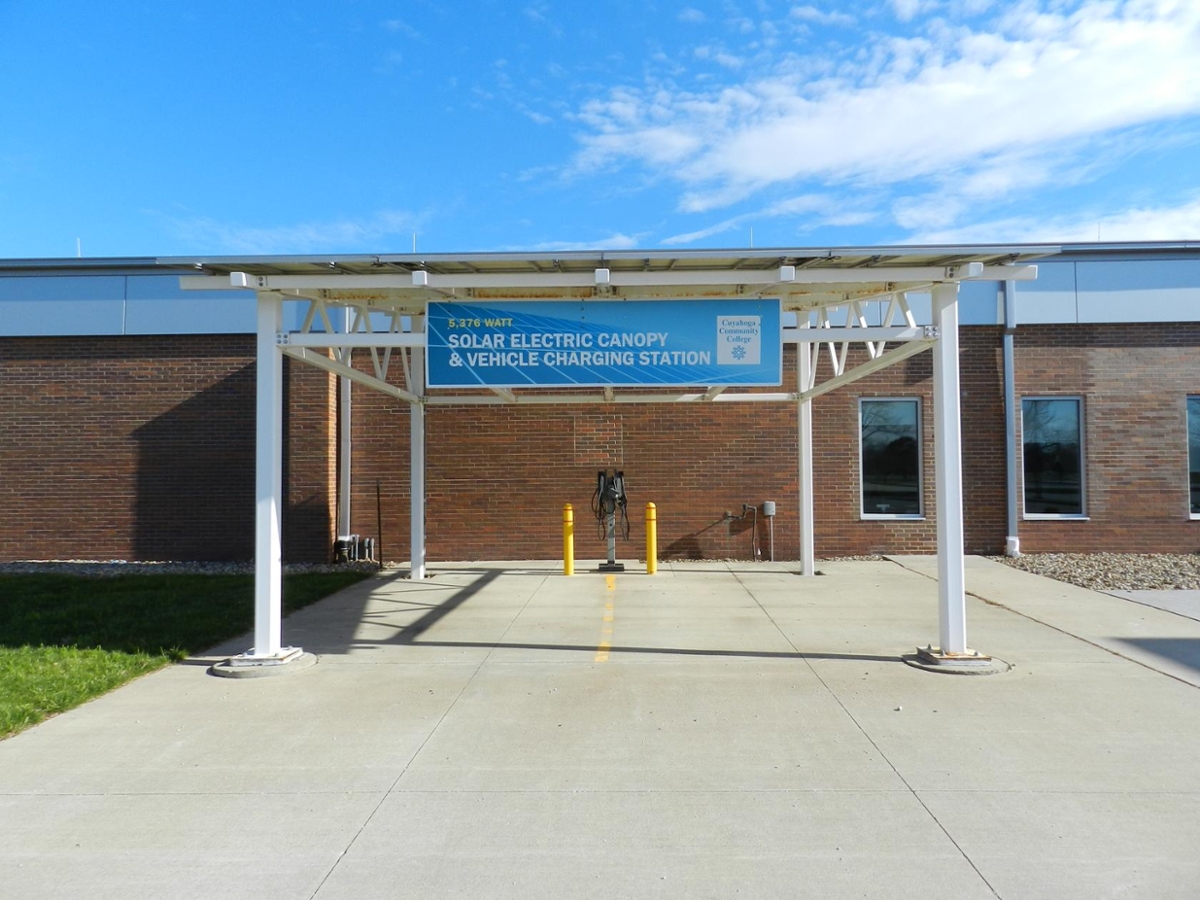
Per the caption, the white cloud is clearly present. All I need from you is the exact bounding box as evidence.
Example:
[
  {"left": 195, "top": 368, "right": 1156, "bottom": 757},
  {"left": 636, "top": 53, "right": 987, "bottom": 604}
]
[
  {"left": 373, "top": 50, "right": 405, "bottom": 76},
  {"left": 789, "top": 6, "right": 856, "bottom": 27},
  {"left": 157, "top": 210, "right": 428, "bottom": 255},
  {"left": 516, "top": 232, "right": 646, "bottom": 251},
  {"left": 381, "top": 19, "right": 421, "bottom": 39},
  {"left": 661, "top": 217, "right": 747, "bottom": 245},
  {"left": 906, "top": 195, "right": 1200, "bottom": 244},
  {"left": 948, "top": 0, "right": 996, "bottom": 15},
  {"left": 892, "top": 195, "right": 968, "bottom": 231},
  {"left": 523, "top": 4, "right": 563, "bottom": 36},
  {"left": 663, "top": 194, "right": 876, "bottom": 245},
  {"left": 569, "top": 1, "right": 1200, "bottom": 216},
  {"left": 694, "top": 46, "right": 745, "bottom": 69},
  {"left": 678, "top": 7, "right": 706, "bottom": 23},
  {"left": 891, "top": 0, "right": 939, "bottom": 22}
]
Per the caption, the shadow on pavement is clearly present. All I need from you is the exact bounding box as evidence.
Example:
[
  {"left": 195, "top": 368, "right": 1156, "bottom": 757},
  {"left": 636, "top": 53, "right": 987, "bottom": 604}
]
[
  {"left": 303, "top": 568, "right": 907, "bottom": 664},
  {"left": 373, "top": 639, "right": 902, "bottom": 663},
  {"left": 1113, "top": 638, "right": 1200, "bottom": 675}
]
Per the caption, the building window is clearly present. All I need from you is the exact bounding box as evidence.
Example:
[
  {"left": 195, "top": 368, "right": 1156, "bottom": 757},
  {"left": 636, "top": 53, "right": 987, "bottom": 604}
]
[
  {"left": 1189, "top": 396, "right": 1200, "bottom": 517},
  {"left": 860, "top": 398, "right": 921, "bottom": 517},
  {"left": 1022, "top": 397, "right": 1085, "bottom": 517}
]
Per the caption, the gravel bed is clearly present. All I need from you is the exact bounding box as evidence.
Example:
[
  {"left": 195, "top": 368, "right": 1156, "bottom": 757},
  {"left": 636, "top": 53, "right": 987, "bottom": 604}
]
[
  {"left": 0, "top": 560, "right": 383, "bottom": 578},
  {"left": 994, "top": 552, "right": 1200, "bottom": 591}
]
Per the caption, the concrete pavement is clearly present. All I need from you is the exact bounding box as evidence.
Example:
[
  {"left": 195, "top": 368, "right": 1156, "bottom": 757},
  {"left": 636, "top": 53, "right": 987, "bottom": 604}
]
[
  {"left": 1105, "top": 589, "right": 1200, "bottom": 624},
  {"left": 3, "top": 556, "right": 1200, "bottom": 898}
]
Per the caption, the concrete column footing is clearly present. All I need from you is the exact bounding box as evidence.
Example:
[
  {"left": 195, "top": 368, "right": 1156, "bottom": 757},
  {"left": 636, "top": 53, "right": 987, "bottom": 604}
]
[
  {"left": 208, "top": 648, "right": 315, "bottom": 678},
  {"left": 906, "top": 645, "right": 1011, "bottom": 676}
]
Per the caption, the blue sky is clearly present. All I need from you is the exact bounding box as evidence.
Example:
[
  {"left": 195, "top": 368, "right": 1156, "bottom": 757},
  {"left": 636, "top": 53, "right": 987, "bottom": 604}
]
[{"left": 2, "top": 0, "right": 1198, "bottom": 258}]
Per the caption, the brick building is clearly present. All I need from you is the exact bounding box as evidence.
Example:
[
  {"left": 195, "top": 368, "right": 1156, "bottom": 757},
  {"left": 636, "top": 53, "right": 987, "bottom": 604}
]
[{"left": 2, "top": 243, "right": 1198, "bottom": 565}]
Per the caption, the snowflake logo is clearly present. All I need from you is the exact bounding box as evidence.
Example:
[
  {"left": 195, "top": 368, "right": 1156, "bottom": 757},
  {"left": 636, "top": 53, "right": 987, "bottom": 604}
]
[{"left": 731, "top": 344, "right": 747, "bottom": 361}]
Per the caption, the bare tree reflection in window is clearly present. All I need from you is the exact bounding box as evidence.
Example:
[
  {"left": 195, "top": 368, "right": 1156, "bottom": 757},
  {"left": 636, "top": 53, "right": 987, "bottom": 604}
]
[
  {"left": 1022, "top": 398, "right": 1083, "bottom": 515},
  {"left": 1188, "top": 397, "right": 1199, "bottom": 514},
  {"left": 861, "top": 400, "right": 920, "bottom": 515}
]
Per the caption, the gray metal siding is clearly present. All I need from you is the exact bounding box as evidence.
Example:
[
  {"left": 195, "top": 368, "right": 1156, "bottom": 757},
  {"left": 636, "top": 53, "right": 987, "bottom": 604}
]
[
  {"left": 1013, "top": 259, "right": 1200, "bottom": 325},
  {"left": 1076, "top": 259, "right": 1200, "bottom": 323},
  {"left": 0, "top": 274, "right": 258, "bottom": 336},
  {"left": 1014, "top": 262, "right": 1078, "bottom": 324},
  {"left": 0, "top": 276, "right": 127, "bottom": 335},
  {"left": 124, "top": 275, "right": 256, "bottom": 334}
]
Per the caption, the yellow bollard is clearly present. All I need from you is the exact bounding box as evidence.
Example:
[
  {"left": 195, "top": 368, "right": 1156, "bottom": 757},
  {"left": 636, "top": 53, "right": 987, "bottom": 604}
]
[
  {"left": 563, "top": 503, "right": 574, "bottom": 576},
  {"left": 645, "top": 502, "right": 657, "bottom": 575}
]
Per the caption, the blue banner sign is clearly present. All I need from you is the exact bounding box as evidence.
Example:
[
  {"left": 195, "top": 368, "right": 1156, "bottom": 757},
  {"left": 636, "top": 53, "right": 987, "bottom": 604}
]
[{"left": 426, "top": 299, "right": 781, "bottom": 388}]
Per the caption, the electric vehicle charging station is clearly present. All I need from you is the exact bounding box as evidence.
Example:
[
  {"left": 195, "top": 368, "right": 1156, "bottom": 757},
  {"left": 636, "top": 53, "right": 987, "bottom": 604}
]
[{"left": 593, "top": 469, "right": 628, "bottom": 572}]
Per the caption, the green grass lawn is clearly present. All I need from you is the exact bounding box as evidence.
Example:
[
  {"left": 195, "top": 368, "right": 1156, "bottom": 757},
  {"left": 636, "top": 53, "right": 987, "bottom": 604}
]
[{"left": 0, "top": 571, "right": 369, "bottom": 739}]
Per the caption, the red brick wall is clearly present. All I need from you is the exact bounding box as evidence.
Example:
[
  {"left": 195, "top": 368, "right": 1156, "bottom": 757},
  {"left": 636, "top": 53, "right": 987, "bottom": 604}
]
[
  {"left": 346, "top": 379, "right": 412, "bottom": 565},
  {"left": 804, "top": 327, "right": 1007, "bottom": 556},
  {"left": 347, "top": 358, "right": 809, "bottom": 563},
  {"left": 960, "top": 327, "right": 1009, "bottom": 553},
  {"left": 0, "top": 335, "right": 257, "bottom": 561},
  {"left": 4, "top": 323, "right": 1197, "bottom": 564},
  {"left": 0, "top": 336, "right": 336, "bottom": 563},
  {"left": 417, "top": 400, "right": 802, "bottom": 562},
  {"left": 348, "top": 332, "right": 1007, "bottom": 562},
  {"left": 1014, "top": 323, "right": 1200, "bottom": 553},
  {"left": 284, "top": 356, "right": 337, "bottom": 562}
]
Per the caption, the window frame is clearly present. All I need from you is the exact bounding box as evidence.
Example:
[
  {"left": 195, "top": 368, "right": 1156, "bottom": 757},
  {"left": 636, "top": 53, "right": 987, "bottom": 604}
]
[
  {"left": 858, "top": 396, "right": 924, "bottom": 520},
  {"left": 1021, "top": 395, "right": 1088, "bottom": 520},
  {"left": 1188, "top": 395, "right": 1200, "bottom": 520}
]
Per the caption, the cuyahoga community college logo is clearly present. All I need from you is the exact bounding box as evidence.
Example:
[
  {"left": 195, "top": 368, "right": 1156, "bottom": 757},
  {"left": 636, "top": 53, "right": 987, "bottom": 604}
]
[{"left": 716, "top": 315, "right": 761, "bottom": 365}]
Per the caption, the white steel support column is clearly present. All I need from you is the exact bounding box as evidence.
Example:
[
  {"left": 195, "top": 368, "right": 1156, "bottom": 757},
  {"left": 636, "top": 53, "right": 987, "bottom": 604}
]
[
  {"left": 337, "top": 307, "right": 353, "bottom": 543},
  {"left": 932, "top": 282, "right": 967, "bottom": 655},
  {"left": 797, "top": 328, "right": 815, "bottom": 576},
  {"left": 410, "top": 316, "right": 426, "bottom": 580},
  {"left": 253, "top": 292, "right": 285, "bottom": 656}
]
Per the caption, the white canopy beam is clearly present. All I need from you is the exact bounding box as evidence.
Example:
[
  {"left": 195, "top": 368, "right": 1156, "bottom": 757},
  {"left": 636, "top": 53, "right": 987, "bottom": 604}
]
[
  {"left": 422, "top": 391, "right": 799, "bottom": 406},
  {"left": 178, "top": 263, "right": 1037, "bottom": 294},
  {"left": 784, "top": 325, "right": 932, "bottom": 344}
]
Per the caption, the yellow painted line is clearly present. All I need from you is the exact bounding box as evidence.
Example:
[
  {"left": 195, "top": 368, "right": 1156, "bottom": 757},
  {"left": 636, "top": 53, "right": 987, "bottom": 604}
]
[{"left": 596, "top": 574, "right": 617, "bottom": 662}]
